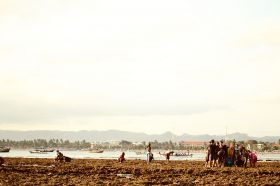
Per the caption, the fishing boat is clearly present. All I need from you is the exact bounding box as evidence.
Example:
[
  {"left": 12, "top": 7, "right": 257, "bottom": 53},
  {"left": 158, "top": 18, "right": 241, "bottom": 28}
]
[
  {"left": 88, "top": 149, "right": 104, "bottom": 153},
  {"left": 172, "top": 152, "right": 193, "bottom": 157},
  {"left": 159, "top": 151, "right": 193, "bottom": 157},
  {"left": 29, "top": 147, "right": 55, "bottom": 154},
  {"left": 0, "top": 147, "right": 10, "bottom": 152},
  {"left": 36, "top": 148, "right": 55, "bottom": 152},
  {"left": 29, "top": 150, "right": 48, "bottom": 154}
]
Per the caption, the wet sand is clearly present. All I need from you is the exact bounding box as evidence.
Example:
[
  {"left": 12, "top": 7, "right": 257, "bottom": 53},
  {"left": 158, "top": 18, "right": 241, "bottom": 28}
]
[{"left": 1, "top": 158, "right": 280, "bottom": 185}]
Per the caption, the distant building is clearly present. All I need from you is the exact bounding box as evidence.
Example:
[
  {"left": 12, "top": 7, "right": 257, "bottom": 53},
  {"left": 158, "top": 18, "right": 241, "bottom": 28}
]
[
  {"left": 180, "top": 141, "right": 207, "bottom": 148},
  {"left": 272, "top": 143, "right": 280, "bottom": 148}
]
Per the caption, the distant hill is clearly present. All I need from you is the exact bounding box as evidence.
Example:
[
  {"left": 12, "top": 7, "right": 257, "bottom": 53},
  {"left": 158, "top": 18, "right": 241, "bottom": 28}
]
[{"left": 0, "top": 130, "right": 279, "bottom": 143}]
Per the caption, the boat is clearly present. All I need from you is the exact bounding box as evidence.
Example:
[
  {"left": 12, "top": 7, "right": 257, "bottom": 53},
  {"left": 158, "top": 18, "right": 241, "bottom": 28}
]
[
  {"left": 29, "top": 147, "right": 55, "bottom": 154},
  {"left": 0, "top": 147, "right": 10, "bottom": 152},
  {"left": 36, "top": 149, "right": 54, "bottom": 152},
  {"left": 172, "top": 152, "right": 193, "bottom": 157},
  {"left": 88, "top": 149, "right": 104, "bottom": 153},
  {"left": 29, "top": 150, "right": 48, "bottom": 154},
  {"left": 159, "top": 151, "right": 193, "bottom": 157}
]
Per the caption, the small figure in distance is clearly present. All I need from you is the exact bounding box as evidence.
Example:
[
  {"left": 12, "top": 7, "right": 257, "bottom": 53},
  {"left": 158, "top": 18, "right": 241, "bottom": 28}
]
[
  {"left": 248, "top": 150, "right": 257, "bottom": 167},
  {"left": 55, "top": 150, "right": 64, "bottom": 162},
  {"left": 0, "top": 157, "right": 4, "bottom": 166},
  {"left": 146, "top": 143, "right": 153, "bottom": 163},
  {"left": 165, "top": 151, "right": 174, "bottom": 162},
  {"left": 205, "top": 139, "right": 216, "bottom": 167},
  {"left": 118, "top": 152, "right": 125, "bottom": 163},
  {"left": 55, "top": 150, "right": 71, "bottom": 163}
]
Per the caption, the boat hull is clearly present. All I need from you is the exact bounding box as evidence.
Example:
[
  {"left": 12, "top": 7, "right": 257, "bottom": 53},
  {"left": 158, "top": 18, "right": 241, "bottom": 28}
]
[{"left": 0, "top": 147, "right": 10, "bottom": 153}]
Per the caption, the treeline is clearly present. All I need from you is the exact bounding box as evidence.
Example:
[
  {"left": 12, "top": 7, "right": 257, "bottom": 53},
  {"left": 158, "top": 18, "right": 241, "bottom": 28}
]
[
  {"left": 116, "top": 140, "right": 188, "bottom": 150},
  {"left": 0, "top": 139, "right": 91, "bottom": 149},
  {"left": 1, "top": 139, "right": 279, "bottom": 151},
  {"left": 0, "top": 139, "right": 187, "bottom": 150}
]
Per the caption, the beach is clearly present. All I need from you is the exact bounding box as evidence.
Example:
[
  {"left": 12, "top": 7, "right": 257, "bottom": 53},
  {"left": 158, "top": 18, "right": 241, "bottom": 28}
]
[{"left": 1, "top": 158, "right": 280, "bottom": 185}]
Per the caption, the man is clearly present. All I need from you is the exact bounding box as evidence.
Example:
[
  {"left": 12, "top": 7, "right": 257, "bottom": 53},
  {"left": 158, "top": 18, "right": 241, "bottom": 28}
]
[
  {"left": 205, "top": 140, "right": 216, "bottom": 167},
  {"left": 146, "top": 143, "right": 153, "bottom": 163}
]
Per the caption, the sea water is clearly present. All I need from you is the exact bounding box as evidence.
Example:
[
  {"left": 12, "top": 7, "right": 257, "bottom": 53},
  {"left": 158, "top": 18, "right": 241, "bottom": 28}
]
[{"left": 1, "top": 150, "right": 280, "bottom": 161}]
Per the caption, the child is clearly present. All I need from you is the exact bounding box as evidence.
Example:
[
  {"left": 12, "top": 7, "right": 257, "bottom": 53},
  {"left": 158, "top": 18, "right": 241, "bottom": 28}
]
[
  {"left": 248, "top": 151, "right": 257, "bottom": 167},
  {"left": 118, "top": 152, "right": 125, "bottom": 163}
]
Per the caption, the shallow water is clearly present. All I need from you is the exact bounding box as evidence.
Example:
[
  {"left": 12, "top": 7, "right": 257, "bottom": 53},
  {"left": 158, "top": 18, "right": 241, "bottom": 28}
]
[{"left": 1, "top": 150, "right": 279, "bottom": 161}]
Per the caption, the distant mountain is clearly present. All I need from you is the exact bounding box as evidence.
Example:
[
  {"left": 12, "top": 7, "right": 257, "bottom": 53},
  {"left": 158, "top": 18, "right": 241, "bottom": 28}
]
[{"left": 0, "top": 130, "right": 279, "bottom": 143}]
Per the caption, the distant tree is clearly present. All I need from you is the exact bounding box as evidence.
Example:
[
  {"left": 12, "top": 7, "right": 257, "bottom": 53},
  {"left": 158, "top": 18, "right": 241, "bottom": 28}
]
[
  {"left": 119, "top": 140, "right": 133, "bottom": 149},
  {"left": 247, "top": 140, "right": 258, "bottom": 144}
]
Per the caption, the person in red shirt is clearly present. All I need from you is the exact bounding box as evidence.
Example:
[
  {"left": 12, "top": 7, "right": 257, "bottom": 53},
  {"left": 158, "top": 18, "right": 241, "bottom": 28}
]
[{"left": 118, "top": 152, "right": 125, "bottom": 163}]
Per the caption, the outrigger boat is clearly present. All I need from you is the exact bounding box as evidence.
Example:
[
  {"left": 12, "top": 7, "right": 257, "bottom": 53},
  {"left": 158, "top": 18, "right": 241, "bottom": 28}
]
[
  {"left": 159, "top": 151, "right": 193, "bottom": 157},
  {"left": 172, "top": 152, "right": 193, "bottom": 157}
]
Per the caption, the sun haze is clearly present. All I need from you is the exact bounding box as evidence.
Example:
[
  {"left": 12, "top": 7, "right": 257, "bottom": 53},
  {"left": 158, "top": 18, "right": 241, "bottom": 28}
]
[{"left": 0, "top": 0, "right": 280, "bottom": 136}]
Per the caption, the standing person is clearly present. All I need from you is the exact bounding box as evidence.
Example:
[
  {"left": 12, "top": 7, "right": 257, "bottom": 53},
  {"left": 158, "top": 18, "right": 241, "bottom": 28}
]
[
  {"left": 205, "top": 140, "right": 216, "bottom": 167},
  {"left": 146, "top": 143, "right": 153, "bottom": 163},
  {"left": 217, "top": 140, "right": 226, "bottom": 167},
  {"left": 213, "top": 141, "right": 220, "bottom": 167},
  {"left": 209, "top": 139, "right": 216, "bottom": 167}
]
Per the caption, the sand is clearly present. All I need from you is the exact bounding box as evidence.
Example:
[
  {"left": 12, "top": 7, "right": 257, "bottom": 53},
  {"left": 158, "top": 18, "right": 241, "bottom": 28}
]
[{"left": 1, "top": 158, "right": 280, "bottom": 185}]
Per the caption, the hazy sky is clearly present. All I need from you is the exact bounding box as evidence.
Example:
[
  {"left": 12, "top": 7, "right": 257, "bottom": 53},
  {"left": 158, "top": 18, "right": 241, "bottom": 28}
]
[{"left": 1, "top": 0, "right": 280, "bottom": 136}]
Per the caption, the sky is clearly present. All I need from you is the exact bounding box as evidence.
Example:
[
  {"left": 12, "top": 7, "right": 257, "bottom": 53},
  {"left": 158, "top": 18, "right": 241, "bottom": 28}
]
[{"left": 0, "top": 0, "right": 280, "bottom": 137}]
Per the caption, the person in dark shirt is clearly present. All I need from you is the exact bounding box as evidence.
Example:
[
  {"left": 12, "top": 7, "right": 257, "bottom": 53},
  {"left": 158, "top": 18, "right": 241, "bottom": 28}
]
[{"left": 205, "top": 139, "right": 216, "bottom": 167}]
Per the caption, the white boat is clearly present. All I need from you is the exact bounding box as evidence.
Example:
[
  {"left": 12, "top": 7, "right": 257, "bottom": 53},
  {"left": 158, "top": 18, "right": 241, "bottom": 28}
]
[
  {"left": 29, "top": 148, "right": 54, "bottom": 154},
  {"left": 29, "top": 150, "right": 48, "bottom": 154}
]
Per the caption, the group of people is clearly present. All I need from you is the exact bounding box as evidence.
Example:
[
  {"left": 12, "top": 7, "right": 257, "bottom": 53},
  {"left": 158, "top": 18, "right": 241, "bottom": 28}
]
[{"left": 205, "top": 139, "right": 257, "bottom": 168}]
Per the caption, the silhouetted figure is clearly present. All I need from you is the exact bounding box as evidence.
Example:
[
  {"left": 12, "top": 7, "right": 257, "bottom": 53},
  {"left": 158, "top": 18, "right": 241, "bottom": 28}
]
[
  {"left": 118, "top": 152, "right": 125, "bottom": 163},
  {"left": 165, "top": 151, "right": 174, "bottom": 161},
  {"left": 146, "top": 143, "right": 153, "bottom": 163},
  {"left": 55, "top": 150, "right": 71, "bottom": 163}
]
